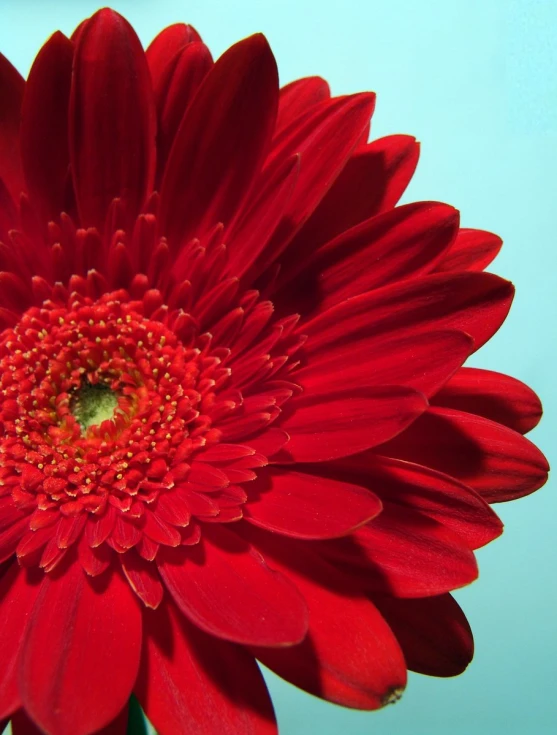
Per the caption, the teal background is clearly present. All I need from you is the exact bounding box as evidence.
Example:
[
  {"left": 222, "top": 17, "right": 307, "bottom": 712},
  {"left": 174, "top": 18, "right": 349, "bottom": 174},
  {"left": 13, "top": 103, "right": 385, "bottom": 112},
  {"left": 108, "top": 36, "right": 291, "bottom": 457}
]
[{"left": 0, "top": 1, "right": 555, "bottom": 733}]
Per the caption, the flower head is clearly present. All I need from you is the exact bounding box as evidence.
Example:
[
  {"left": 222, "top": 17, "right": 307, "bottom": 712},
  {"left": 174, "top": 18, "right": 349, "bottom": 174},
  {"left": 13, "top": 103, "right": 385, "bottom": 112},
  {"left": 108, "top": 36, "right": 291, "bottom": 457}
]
[{"left": 0, "top": 8, "right": 549, "bottom": 735}]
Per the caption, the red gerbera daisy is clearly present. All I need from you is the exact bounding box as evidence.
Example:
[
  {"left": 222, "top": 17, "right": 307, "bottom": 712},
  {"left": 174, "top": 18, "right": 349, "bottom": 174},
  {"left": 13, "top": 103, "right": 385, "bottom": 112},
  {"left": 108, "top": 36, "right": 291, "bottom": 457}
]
[{"left": 0, "top": 8, "right": 549, "bottom": 735}]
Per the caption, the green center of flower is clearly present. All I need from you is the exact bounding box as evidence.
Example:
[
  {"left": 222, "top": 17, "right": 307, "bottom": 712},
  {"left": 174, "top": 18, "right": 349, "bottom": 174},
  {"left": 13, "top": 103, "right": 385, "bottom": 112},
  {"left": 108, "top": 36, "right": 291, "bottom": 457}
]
[{"left": 71, "top": 381, "right": 119, "bottom": 432}]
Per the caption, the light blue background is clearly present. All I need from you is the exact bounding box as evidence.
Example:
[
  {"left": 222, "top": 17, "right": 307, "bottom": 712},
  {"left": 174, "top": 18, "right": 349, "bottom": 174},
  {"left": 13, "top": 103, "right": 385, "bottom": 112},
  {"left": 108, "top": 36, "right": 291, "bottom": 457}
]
[{"left": 0, "top": 1, "right": 555, "bottom": 733}]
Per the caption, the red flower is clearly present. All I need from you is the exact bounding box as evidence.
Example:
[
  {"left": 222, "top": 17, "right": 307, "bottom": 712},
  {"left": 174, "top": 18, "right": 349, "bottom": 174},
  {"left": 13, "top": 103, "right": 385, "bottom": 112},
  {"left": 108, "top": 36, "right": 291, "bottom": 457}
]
[{"left": 0, "top": 8, "right": 549, "bottom": 735}]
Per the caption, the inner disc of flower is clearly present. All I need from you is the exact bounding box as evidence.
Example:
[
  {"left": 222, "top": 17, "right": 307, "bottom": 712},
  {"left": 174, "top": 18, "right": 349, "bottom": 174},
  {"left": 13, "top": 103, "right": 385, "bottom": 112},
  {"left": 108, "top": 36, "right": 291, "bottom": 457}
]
[{"left": 71, "top": 381, "right": 119, "bottom": 432}]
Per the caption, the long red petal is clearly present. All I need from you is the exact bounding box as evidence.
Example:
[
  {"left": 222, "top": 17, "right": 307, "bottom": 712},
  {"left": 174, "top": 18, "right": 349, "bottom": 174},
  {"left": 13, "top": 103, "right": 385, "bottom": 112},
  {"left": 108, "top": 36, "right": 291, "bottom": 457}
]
[
  {"left": 146, "top": 23, "right": 201, "bottom": 89},
  {"left": 279, "top": 386, "right": 427, "bottom": 462},
  {"left": 276, "top": 201, "right": 459, "bottom": 311},
  {"left": 302, "top": 271, "right": 514, "bottom": 354},
  {"left": 224, "top": 154, "right": 300, "bottom": 279},
  {"left": 249, "top": 93, "right": 376, "bottom": 280},
  {"left": 156, "top": 42, "right": 213, "bottom": 181},
  {"left": 373, "top": 593, "right": 474, "bottom": 676},
  {"left": 136, "top": 603, "right": 277, "bottom": 734},
  {"left": 247, "top": 528, "right": 407, "bottom": 709},
  {"left": 276, "top": 77, "right": 330, "bottom": 134},
  {"left": 295, "top": 330, "right": 472, "bottom": 399},
  {"left": 158, "top": 525, "right": 308, "bottom": 646},
  {"left": 284, "top": 134, "right": 420, "bottom": 256},
  {"left": 431, "top": 367, "right": 543, "bottom": 434},
  {"left": 377, "top": 406, "right": 549, "bottom": 502},
  {"left": 70, "top": 8, "right": 156, "bottom": 229},
  {"left": 159, "top": 34, "right": 278, "bottom": 247},
  {"left": 329, "top": 454, "right": 502, "bottom": 549},
  {"left": 245, "top": 468, "right": 382, "bottom": 539},
  {"left": 435, "top": 228, "right": 502, "bottom": 273},
  {"left": 20, "top": 32, "right": 73, "bottom": 221},
  {"left": 0, "top": 52, "right": 24, "bottom": 202},
  {"left": 19, "top": 562, "right": 142, "bottom": 735},
  {"left": 322, "top": 504, "right": 479, "bottom": 597},
  {"left": 0, "top": 564, "right": 42, "bottom": 719}
]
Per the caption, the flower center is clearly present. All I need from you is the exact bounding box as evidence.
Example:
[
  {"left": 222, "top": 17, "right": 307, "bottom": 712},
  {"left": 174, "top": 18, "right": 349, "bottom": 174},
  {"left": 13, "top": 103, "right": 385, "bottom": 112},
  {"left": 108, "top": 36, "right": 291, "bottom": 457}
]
[
  {"left": 0, "top": 290, "right": 225, "bottom": 517},
  {"left": 71, "top": 382, "right": 119, "bottom": 432}
]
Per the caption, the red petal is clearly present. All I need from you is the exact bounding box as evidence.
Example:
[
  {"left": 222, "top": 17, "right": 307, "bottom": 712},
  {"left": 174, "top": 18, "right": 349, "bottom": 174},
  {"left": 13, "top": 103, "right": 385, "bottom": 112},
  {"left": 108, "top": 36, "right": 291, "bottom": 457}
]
[
  {"left": 276, "top": 77, "right": 330, "bottom": 134},
  {"left": 431, "top": 367, "right": 543, "bottom": 434},
  {"left": 279, "top": 386, "right": 427, "bottom": 462},
  {"left": 248, "top": 529, "right": 407, "bottom": 709},
  {"left": 0, "top": 177, "right": 18, "bottom": 238},
  {"left": 19, "top": 563, "right": 142, "bottom": 735},
  {"left": 359, "top": 134, "right": 420, "bottom": 214},
  {"left": 284, "top": 134, "right": 420, "bottom": 259},
  {"left": 156, "top": 42, "right": 213, "bottom": 180},
  {"left": 296, "top": 330, "right": 472, "bottom": 399},
  {"left": 158, "top": 525, "right": 308, "bottom": 646},
  {"left": 20, "top": 32, "right": 73, "bottom": 221},
  {"left": 245, "top": 468, "right": 381, "bottom": 539},
  {"left": 70, "top": 8, "right": 156, "bottom": 229},
  {"left": 120, "top": 551, "right": 164, "bottom": 609},
  {"left": 302, "top": 271, "right": 514, "bottom": 354},
  {"left": 249, "top": 93, "right": 376, "bottom": 280},
  {"left": 159, "top": 34, "right": 278, "bottom": 246},
  {"left": 224, "top": 154, "right": 300, "bottom": 278},
  {"left": 278, "top": 201, "right": 459, "bottom": 312},
  {"left": 136, "top": 603, "right": 277, "bottom": 734},
  {"left": 373, "top": 593, "right": 474, "bottom": 677},
  {"left": 0, "top": 52, "right": 24, "bottom": 201},
  {"left": 146, "top": 23, "right": 201, "bottom": 89},
  {"left": 323, "top": 504, "right": 479, "bottom": 597},
  {"left": 435, "top": 228, "right": 502, "bottom": 273},
  {"left": 378, "top": 406, "right": 549, "bottom": 502},
  {"left": 0, "top": 564, "right": 42, "bottom": 719},
  {"left": 0, "top": 515, "right": 30, "bottom": 564},
  {"left": 332, "top": 454, "right": 502, "bottom": 549}
]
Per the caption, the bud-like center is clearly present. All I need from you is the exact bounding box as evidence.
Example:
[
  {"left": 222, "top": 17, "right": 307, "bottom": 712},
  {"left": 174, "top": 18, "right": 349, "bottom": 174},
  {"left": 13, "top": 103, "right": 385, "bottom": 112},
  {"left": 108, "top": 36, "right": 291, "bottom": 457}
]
[{"left": 71, "top": 381, "right": 119, "bottom": 432}]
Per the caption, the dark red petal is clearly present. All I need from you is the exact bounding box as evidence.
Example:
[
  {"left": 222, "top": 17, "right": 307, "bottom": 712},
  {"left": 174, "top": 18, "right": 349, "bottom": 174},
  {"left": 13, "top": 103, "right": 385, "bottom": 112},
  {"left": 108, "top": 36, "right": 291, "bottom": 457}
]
[
  {"left": 284, "top": 134, "right": 420, "bottom": 258},
  {"left": 360, "top": 135, "right": 420, "bottom": 213},
  {"left": 159, "top": 34, "right": 278, "bottom": 246},
  {"left": 158, "top": 525, "right": 308, "bottom": 646},
  {"left": 278, "top": 201, "right": 459, "bottom": 311},
  {"left": 245, "top": 468, "right": 381, "bottom": 539},
  {"left": 0, "top": 52, "right": 24, "bottom": 202},
  {"left": 431, "top": 367, "right": 543, "bottom": 434},
  {"left": 136, "top": 603, "right": 277, "bottom": 734},
  {"left": 332, "top": 454, "right": 502, "bottom": 549},
  {"left": 0, "top": 564, "right": 42, "bottom": 719},
  {"left": 19, "top": 563, "right": 142, "bottom": 735},
  {"left": 156, "top": 42, "right": 213, "bottom": 181},
  {"left": 146, "top": 23, "right": 201, "bottom": 88},
  {"left": 250, "top": 93, "right": 376, "bottom": 280},
  {"left": 20, "top": 31, "right": 73, "bottom": 221},
  {"left": 247, "top": 529, "right": 406, "bottom": 709},
  {"left": 324, "top": 504, "right": 479, "bottom": 597},
  {"left": 70, "top": 8, "right": 156, "bottom": 229},
  {"left": 0, "top": 177, "right": 18, "bottom": 237},
  {"left": 378, "top": 406, "right": 549, "bottom": 502},
  {"left": 276, "top": 77, "right": 330, "bottom": 134},
  {"left": 11, "top": 709, "right": 43, "bottom": 734},
  {"left": 302, "top": 271, "right": 514, "bottom": 354},
  {"left": 224, "top": 154, "right": 300, "bottom": 279},
  {"left": 296, "top": 330, "right": 472, "bottom": 399},
  {"left": 373, "top": 593, "right": 474, "bottom": 677},
  {"left": 435, "top": 228, "right": 502, "bottom": 273},
  {"left": 279, "top": 386, "right": 427, "bottom": 462}
]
